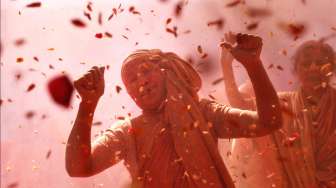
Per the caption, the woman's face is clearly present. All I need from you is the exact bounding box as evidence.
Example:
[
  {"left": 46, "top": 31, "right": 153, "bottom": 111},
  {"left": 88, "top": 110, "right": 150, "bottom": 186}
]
[
  {"left": 122, "top": 61, "right": 166, "bottom": 111},
  {"left": 295, "top": 47, "right": 334, "bottom": 89}
]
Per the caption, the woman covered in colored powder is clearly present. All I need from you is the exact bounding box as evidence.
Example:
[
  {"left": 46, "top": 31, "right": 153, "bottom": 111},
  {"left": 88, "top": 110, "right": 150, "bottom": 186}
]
[
  {"left": 221, "top": 34, "right": 336, "bottom": 188},
  {"left": 65, "top": 34, "right": 283, "bottom": 188}
]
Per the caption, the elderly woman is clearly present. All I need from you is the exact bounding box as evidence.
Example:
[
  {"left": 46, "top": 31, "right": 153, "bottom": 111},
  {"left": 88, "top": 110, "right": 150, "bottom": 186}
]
[
  {"left": 65, "top": 34, "right": 282, "bottom": 188},
  {"left": 221, "top": 37, "right": 336, "bottom": 188}
]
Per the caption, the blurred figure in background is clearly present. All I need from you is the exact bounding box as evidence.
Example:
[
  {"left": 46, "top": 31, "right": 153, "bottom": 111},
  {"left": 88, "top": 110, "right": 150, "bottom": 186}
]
[{"left": 221, "top": 33, "right": 336, "bottom": 188}]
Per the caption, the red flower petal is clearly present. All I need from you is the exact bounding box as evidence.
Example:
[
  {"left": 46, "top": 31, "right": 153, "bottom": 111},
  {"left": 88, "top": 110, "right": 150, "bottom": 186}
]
[
  {"left": 83, "top": 12, "right": 91, "bottom": 20},
  {"left": 25, "top": 111, "right": 35, "bottom": 119},
  {"left": 246, "top": 22, "right": 259, "bottom": 30},
  {"left": 174, "top": 1, "right": 184, "bottom": 17},
  {"left": 26, "top": 83, "right": 36, "bottom": 92},
  {"left": 86, "top": 2, "right": 93, "bottom": 12},
  {"left": 16, "top": 57, "right": 24, "bottom": 63},
  {"left": 71, "top": 19, "right": 86, "bottom": 28},
  {"left": 226, "top": 0, "right": 241, "bottom": 7},
  {"left": 116, "top": 85, "right": 122, "bottom": 93},
  {"left": 245, "top": 7, "right": 272, "bottom": 18},
  {"left": 98, "top": 12, "right": 103, "bottom": 25},
  {"left": 46, "top": 150, "right": 52, "bottom": 159},
  {"left": 95, "top": 33, "right": 103, "bottom": 39},
  {"left": 14, "top": 38, "right": 26, "bottom": 46},
  {"left": 197, "top": 45, "right": 203, "bottom": 54},
  {"left": 47, "top": 75, "right": 74, "bottom": 108},
  {"left": 104, "top": 32, "right": 113, "bottom": 38},
  {"left": 207, "top": 19, "right": 224, "bottom": 30},
  {"left": 26, "top": 2, "right": 41, "bottom": 8},
  {"left": 33, "top": 56, "right": 39, "bottom": 62}
]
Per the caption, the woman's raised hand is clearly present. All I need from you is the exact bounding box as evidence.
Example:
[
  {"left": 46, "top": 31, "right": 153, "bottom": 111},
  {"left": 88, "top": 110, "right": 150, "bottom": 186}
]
[
  {"left": 74, "top": 66, "right": 105, "bottom": 103},
  {"left": 222, "top": 33, "right": 263, "bottom": 69}
]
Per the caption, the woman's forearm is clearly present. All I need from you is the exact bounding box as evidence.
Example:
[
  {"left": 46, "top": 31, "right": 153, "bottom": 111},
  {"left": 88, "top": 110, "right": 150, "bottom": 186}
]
[
  {"left": 65, "top": 100, "right": 98, "bottom": 176},
  {"left": 222, "top": 63, "right": 249, "bottom": 109},
  {"left": 245, "top": 60, "right": 282, "bottom": 131}
]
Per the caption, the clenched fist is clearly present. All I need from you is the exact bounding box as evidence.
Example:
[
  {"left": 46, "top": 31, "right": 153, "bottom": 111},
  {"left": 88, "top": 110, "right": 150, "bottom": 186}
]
[
  {"left": 74, "top": 66, "right": 105, "bottom": 103},
  {"left": 222, "top": 33, "right": 263, "bottom": 68}
]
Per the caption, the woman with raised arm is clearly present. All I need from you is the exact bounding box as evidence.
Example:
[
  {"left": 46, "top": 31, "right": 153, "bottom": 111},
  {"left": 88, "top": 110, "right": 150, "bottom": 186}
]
[
  {"left": 65, "top": 34, "right": 282, "bottom": 188},
  {"left": 221, "top": 34, "right": 336, "bottom": 188}
]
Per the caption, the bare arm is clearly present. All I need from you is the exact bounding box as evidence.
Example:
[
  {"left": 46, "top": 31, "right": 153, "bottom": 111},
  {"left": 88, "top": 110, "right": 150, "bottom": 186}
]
[
  {"left": 221, "top": 39, "right": 253, "bottom": 109},
  {"left": 211, "top": 34, "right": 282, "bottom": 138},
  {"left": 65, "top": 67, "right": 127, "bottom": 177}
]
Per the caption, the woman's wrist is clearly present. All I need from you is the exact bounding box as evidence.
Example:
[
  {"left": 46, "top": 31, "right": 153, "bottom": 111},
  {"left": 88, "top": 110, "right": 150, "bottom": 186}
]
[{"left": 244, "top": 59, "right": 263, "bottom": 74}]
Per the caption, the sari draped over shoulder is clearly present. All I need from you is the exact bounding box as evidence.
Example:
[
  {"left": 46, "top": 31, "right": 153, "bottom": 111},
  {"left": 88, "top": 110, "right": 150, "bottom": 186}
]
[{"left": 272, "top": 87, "right": 336, "bottom": 187}]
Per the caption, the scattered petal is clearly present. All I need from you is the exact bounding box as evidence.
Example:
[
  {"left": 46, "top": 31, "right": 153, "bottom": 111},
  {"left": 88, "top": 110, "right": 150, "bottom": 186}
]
[
  {"left": 86, "top": 2, "right": 93, "bottom": 12},
  {"left": 16, "top": 57, "right": 24, "bottom": 63},
  {"left": 197, "top": 45, "right": 203, "bottom": 54},
  {"left": 95, "top": 33, "right": 103, "bottom": 39},
  {"left": 14, "top": 38, "right": 26, "bottom": 47},
  {"left": 47, "top": 75, "right": 74, "bottom": 108},
  {"left": 71, "top": 18, "right": 87, "bottom": 28},
  {"left": 83, "top": 12, "right": 91, "bottom": 20},
  {"left": 25, "top": 111, "right": 35, "bottom": 119},
  {"left": 226, "top": 0, "right": 241, "bottom": 7},
  {"left": 276, "top": 65, "right": 284, "bottom": 71},
  {"left": 26, "top": 83, "right": 36, "bottom": 92},
  {"left": 174, "top": 1, "right": 184, "bottom": 17},
  {"left": 93, "top": 121, "right": 102, "bottom": 126},
  {"left": 7, "top": 182, "right": 19, "bottom": 188},
  {"left": 207, "top": 19, "right": 225, "bottom": 30},
  {"left": 116, "top": 85, "right": 122, "bottom": 93},
  {"left": 104, "top": 32, "right": 113, "bottom": 38},
  {"left": 212, "top": 77, "right": 224, "bottom": 85},
  {"left": 166, "top": 26, "right": 178, "bottom": 37},
  {"left": 278, "top": 22, "right": 306, "bottom": 40},
  {"left": 246, "top": 22, "right": 259, "bottom": 30},
  {"left": 129, "top": 6, "right": 141, "bottom": 15},
  {"left": 33, "top": 56, "right": 39, "bottom": 62},
  {"left": 245, "top": 7, "right": 272, "bottom": 18},
  {"left": 26, "top": 2, "right": 41, "bottom": 8},
  {"left": 98, "top": 12, "right": 103, "bottom": 25},
  {"left": 166, "top": 18, "right": 172, "bottom": 25},
  {"left": 208, "top": 94, "right": 216, "bottom": 100},
  {"left": 46, "top": 150, "right": 52, "bottom": 159}
]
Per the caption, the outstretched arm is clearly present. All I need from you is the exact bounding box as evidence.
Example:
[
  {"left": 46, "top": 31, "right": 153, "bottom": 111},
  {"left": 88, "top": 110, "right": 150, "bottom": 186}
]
[{"left": 66, "top": 67, "right": 126, "bottom": 177}]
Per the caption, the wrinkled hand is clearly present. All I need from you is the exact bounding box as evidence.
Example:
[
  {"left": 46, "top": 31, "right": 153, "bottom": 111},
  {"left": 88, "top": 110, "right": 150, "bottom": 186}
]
[
  {"left": 222, "top": 33, "right": 263, "bottom": 68},
  {"left": 74, "top": 66, "right": 105, "bottom": 103}
]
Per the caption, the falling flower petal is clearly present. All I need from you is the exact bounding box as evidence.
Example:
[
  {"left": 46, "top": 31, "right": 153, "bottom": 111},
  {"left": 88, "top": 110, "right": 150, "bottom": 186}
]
[
  {"left": 245, "top": 7, "right": 272, "bottom": 18},
  {"left": 246, "top": 22, "right": 259, "bottom": 30},
  {"left": 174, "top": 1, "right": 184, "bottom": 17},
  {"left": 14, "top": 38, "right": 26, "bottom": 46},
  {"left": 207, "top": 19, "right": 224, "bottom": 30},
  {"left": 46, "top": 150, "right": 52, "bottom": 159},
  {"left": 16, "top": 57, "right": 24, "bottom": 63},
  {"left": 95, "top": 33, "right": 103, "bottom": 39},
  {"left": 47, "top": 75, "right": 74, "bottom": 108},
  {"left": 226, "top": 0, "right": 241, "bottom": 7},
  {"left": 26, "top": 2, "right": 41, "bottom": 8},
  {"left": 116, "top": 85, "right": 122, "bottom": 93},
  {"left": 25, "top": 111, "right": 35, "bottom": 119},
  {"left": 71, "top": 18, "right": 86, "bottom": 28},
  {"left": 26, "top": 83, "right": 36, "bottom": 92}
]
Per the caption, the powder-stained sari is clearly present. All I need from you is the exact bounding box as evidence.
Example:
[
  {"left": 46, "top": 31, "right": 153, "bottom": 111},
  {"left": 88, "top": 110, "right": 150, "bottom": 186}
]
[{"left": 272, "top": 87, "right": 336, "bottom": 187}]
